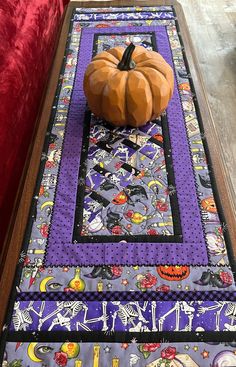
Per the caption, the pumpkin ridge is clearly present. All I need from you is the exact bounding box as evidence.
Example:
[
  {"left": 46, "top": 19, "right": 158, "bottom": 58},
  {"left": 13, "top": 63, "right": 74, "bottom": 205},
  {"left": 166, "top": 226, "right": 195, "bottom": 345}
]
[
  {"left": 137, "top": 62, "right": 170, "bottom": 79},
  {"left": 136, "top": 62, "right": 174, "bottom": 98},
  {"left": 138, "top": 63, "right": 172, "bottom": 84},
  {"left": 85, "top": 64, "right": 118, "bottom": 82},
  {"left": 149, "top": 65, "right": 172, "bottom": 101},
  {"left": 93, "top": 52, "right": 118, "bottom": 66},
  {"left": 132, "top": 47, "right": 151, "bottom": 63},
  {"left": 86, "top": 67, "right": 118, "bottom": 116},
  {"left": 100, "top": 87, "right": 106, "bottom": 118},
  {"left": 90, "top": 59, "right": 118, "bottom": 68},
  {"left": 135, "top": 67, "right": 170, "bottom": 117},
  {"left": 133, "top": 69, "right": 155, "bottom": 120},
  {"left": 93, "top": 57, "right": 117, "bottom": 66},
  {"left": 101, "top": 69, "right": 125, "bottom": 123},
  {"left": 124, "top": 72, "right": 131, "bottom": 126},
  {"left": 127, "top": 70, "right": 154, "bottom": 126},
  {"left": 107, "top": 48, "right": 123, "bottom": 63},
  {"left": 85, "top": 66, "right": 117, "bottom": 86},
  {"left": 100, "top": 79, "right": 112, "bottom": 118}
]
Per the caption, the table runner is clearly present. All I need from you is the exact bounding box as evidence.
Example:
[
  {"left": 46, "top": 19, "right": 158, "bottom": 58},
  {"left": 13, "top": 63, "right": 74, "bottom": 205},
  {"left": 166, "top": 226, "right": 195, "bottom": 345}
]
[{"left": 1, "top": 5, "right": 236, "bottom": 367}]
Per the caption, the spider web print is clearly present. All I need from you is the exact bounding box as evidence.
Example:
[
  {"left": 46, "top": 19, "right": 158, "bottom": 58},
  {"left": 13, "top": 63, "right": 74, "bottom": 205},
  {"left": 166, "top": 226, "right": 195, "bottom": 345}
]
[{"left": 1, "top": 5, "right": 236, "bottom": 367}]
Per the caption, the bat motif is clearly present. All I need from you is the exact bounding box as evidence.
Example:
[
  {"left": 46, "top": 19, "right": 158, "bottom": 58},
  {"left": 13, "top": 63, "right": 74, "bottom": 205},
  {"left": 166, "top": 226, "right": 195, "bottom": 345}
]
[
  {"left": 199, "top": 174, "right": 211, "bottom": 189},
  {"left": 106, "top": 209, "right": 121, "bottom": 231},
  {"left": 194, "top": 270, "right": 230, "bottom": 288},
  {"left": 49, "top": 133, "right": 58, "bottom": 144},
  {"left": 85, "top": 266, "right": 119, "bottom": 280},
  {"left": 124, "top": 185, "right": 148, "bottom": 205},
  {"left": 100, "top": 180, "right": 117, "bottom": 191},
  {"left": 178, "top": 70, "right": 188, "bottom": 78}
]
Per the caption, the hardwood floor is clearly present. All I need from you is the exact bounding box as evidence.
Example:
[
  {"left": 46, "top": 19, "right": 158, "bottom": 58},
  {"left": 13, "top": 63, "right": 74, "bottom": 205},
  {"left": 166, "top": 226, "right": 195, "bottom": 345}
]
[
  {"left": 71, "top": 0, "right": 236, "bottom": 206},
  {"left": 178, "top": 0, "right": 236, "bottom": 204}
]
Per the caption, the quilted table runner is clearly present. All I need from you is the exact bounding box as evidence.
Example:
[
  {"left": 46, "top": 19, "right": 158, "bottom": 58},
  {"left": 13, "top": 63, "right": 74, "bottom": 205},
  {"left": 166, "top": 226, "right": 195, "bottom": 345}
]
[{"left": 1, "top": 5, "right": 236, "bottom": 367}]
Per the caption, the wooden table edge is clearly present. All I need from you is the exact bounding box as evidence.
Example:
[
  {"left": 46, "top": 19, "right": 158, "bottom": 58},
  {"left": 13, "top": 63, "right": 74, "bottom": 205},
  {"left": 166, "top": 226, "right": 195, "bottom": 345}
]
[
  {"left": 174, "top": 2, "right": 236, "bottom": 246},
  {"left": 0, "top": 0, "right": 235, "bottom": 330}
]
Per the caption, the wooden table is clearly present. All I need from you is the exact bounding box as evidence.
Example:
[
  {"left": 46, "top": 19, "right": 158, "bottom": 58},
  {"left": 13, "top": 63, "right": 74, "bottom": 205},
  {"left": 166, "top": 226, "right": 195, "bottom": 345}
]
[{"left": 0, "top": 0, "right": 235, "bottom": 330}]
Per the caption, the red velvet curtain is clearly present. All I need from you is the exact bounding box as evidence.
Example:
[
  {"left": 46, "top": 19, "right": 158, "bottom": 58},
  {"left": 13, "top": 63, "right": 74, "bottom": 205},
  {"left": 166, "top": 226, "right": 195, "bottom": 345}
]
[{"left": 0, "top": 0, "right": 69, "bottom": 250}]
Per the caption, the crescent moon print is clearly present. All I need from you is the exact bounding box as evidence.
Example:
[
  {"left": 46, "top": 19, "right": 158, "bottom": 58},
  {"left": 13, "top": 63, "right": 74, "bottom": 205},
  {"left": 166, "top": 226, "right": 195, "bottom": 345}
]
[{"left": 27, "top": 343, "right": 43, "bottom": 363}]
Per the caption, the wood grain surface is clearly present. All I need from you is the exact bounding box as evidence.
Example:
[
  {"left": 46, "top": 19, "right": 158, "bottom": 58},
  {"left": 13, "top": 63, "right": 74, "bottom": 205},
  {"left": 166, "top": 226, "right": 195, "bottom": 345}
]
[
  {"left": 178, "top": 0, "right": 236, "bottom": 204},
  {"left": 0, "top": 0, "right": 235, "bottom": 330}
]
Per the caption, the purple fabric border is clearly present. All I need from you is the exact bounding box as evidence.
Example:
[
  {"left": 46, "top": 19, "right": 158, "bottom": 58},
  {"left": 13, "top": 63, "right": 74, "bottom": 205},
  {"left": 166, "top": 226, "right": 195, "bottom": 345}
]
[
  {"left": 16, "top": 290, "right": 236, "bottom": 302},
  {"left": 46, "top": 26, "right": 208, "bottom": 266}
]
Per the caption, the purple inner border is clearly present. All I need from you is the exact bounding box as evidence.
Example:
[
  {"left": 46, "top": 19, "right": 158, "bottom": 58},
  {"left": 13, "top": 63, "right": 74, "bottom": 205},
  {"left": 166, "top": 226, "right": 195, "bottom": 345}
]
[{"left": 46, "top": 25, "right": 208, "bottom": 266}]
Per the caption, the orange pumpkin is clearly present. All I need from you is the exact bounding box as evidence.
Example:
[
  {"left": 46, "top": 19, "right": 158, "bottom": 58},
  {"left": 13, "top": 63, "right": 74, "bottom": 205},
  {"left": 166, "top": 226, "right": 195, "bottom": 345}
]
[
  {"left": 83, "top": 43, "right": 174, "bottom": 127},
  {"left": 201, "top": 196, "right": 217, "bottom": 213},
  {"left": 156, "top": 265, "right": 190, "bottom": 281}
]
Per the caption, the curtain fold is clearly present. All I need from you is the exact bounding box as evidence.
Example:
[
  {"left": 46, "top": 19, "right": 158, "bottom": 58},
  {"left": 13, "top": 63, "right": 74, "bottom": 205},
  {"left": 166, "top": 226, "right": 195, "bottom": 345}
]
[{"left": 0, "top": 0, "right": 67, "bottom": 249}]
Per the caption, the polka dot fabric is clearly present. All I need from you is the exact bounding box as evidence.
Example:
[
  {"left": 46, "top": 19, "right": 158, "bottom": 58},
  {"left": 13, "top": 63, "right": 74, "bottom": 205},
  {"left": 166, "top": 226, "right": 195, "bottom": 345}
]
[{"left": 45, "top": 26, "right": 208, "bottom": 267}]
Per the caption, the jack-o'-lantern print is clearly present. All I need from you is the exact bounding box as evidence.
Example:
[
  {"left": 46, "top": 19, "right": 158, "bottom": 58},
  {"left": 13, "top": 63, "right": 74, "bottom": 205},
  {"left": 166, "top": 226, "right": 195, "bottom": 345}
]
[
  {"left": 156, "top": 265, "right": 190, "bottom": 281},
  {"left": 201, "top": 196, "right": 217, "bottom": 213},
  {"left": 112, "top": 191, "right": 128, "bottom": 205}
]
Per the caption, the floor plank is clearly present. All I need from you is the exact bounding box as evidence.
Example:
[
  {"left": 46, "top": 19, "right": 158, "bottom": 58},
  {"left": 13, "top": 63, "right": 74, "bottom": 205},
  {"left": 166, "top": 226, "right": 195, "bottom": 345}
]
[{"left": 179, "top": 0, "right": 236, "bottom": 202}]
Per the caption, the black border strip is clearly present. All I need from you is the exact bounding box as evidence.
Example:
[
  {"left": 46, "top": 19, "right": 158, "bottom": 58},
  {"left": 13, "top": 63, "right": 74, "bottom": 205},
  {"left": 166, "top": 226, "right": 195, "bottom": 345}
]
[
  {"left": 171, "top": 7, "right": 236, "bottom": 277},
  {"left": 92, "top": 31, "right": 158, "bottom": 56},
  {"left": 72, "top": 32, "right": 182, "bottom": 242},
  {"left": 6, "top": 331, "right": 236, "bottom": 343},
  {"left": 162, "top": 113, "right": 182, "bottom": 237}
]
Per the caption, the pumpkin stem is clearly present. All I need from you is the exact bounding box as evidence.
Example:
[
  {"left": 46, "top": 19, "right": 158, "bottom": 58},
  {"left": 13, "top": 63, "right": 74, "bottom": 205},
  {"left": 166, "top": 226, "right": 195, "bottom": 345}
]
[{"left": 117, "top": 43, "right": 136, "bottom": 71}]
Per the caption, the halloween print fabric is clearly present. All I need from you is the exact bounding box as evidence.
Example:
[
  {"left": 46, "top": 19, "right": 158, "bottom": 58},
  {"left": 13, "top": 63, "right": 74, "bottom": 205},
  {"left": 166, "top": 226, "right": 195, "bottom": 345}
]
[
  {"left": 1, "top": 5, "right": 236, "bottom": 367},
  {"left": 73, "top": 113, "right": 177, "bottom": 239}
]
